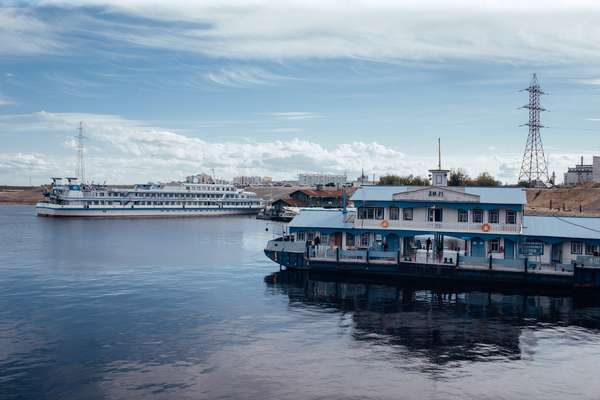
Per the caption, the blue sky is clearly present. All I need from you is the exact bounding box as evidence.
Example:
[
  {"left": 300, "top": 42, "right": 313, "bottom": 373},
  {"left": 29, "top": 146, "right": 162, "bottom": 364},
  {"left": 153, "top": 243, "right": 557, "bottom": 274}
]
[{"left": 1, "top": 1, "right": 600, "bottom": 185}]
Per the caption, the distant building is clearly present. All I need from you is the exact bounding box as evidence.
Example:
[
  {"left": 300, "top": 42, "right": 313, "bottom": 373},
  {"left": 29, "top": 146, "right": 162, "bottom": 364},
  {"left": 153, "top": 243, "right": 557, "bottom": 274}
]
[
  {"left": 564, "top": 156, "right": 600, "bottom": 186},
  {"left": 288, "top": 188, "right": 354, "bottom": 208},
  {"left": 233, "top": 176, "right": 273, "bottom": 187},
  {"left": 233, "top": 176, "right": 262, "bottom": 187},
  {"left": 186, "top": 173, "right": 214, "bottom": 184},
  {"left": 298, "top": 173, "right": 346, "bottom": 187}
]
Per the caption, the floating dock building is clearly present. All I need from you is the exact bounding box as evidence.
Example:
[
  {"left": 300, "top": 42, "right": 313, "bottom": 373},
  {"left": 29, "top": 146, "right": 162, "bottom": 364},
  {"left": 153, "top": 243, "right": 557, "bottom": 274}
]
[{"left": 265, "top": 165, "right": 600, "bottom": 290}]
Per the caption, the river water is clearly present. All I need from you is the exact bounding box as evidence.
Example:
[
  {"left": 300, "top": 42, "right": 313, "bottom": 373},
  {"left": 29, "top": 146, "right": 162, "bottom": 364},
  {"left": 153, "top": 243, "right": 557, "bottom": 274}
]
[{"left": 1, "top": 205, "right": 600, "bottom": 400}]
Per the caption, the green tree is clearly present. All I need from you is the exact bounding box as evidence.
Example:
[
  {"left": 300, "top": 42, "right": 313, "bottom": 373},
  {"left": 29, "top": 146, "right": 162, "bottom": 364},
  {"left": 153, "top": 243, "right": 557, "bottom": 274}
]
[
  {"left": 448, "top": 169, "right": 472, "bottom": 186},
  {"left": 378, "top": 174, "right": 429, "bottom": 186},
  {"left": 473, "top": 172, "right": 501, "bottom": 186}
]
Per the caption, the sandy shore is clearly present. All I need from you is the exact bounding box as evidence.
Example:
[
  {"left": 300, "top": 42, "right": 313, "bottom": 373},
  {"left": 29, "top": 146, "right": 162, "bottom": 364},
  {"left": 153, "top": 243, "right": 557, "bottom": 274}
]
[{"left": 0, "top": 186, "right": 46, "bottom": 205}]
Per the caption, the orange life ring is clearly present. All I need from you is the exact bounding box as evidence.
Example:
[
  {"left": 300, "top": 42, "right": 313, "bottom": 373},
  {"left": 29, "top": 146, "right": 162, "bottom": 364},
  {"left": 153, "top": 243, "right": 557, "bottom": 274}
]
[
  {"left": 381, "top": 220, "right": 390, "bottom": 228},
  {"left": 481, "top": 223, "right": 491, "bottom": 232}
]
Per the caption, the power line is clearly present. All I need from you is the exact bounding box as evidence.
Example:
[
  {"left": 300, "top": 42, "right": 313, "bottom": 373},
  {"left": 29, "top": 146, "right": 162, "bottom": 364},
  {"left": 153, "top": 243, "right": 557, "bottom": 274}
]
[{"left": 552, "top": 215, "right": 600, "bottom": 235}]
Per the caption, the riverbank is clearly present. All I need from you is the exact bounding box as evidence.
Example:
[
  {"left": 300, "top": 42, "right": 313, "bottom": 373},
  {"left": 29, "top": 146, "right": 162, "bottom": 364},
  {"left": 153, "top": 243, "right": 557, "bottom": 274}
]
[
  {"left": 0, "top": 186, "right": 45, "bottom": 204},
  {"left": 3, "top": 184, "right": 600, "bottom": 217}
]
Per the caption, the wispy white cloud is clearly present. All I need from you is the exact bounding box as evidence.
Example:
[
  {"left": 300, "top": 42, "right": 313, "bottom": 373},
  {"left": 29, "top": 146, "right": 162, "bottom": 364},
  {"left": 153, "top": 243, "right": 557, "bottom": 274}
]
[
  {"left": 0, "top": 8, "right": 63, "bottom": 56},
  {"left": 0, "top": 111, "right": 592, "bottom": 185},
  {"left": 262, "top": 112, "right": 322, "bottom": 121},
  {"left": 205, "top": 66, "right": 285, "bottom": 88},
  {"left": 43, "top": 72, "right": 108, "bottom": 98},
  {"left": 6, "top": 1, "right": 600, "bottom": 65},
  {"left": 576, "top": 78, "right": 600, "bottom": 85},
  {"left": 254, "top": 127, "right": 304, "bottom": 133}
]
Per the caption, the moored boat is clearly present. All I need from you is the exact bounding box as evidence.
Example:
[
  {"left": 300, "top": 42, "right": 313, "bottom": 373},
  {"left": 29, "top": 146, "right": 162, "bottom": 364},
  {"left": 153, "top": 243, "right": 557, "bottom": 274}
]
[{"left": 36, "top": 177, "right": 264, "bottom": 217}]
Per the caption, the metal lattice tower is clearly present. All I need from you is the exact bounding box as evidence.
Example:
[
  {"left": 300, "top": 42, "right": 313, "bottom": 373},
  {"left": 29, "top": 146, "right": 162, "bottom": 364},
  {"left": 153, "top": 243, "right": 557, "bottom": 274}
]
[
  {"left": 75, "top": 121, "right": 85, "bottom": 183},
  {"left": 518, "top": 73, "right": 550, "bottom": 186}
]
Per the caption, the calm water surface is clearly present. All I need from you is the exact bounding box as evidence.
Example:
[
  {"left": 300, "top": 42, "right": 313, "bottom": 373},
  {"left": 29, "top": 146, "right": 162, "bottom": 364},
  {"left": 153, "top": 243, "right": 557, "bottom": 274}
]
[{"left": 2, "top": 205, "right": 600, "bottom": 400}]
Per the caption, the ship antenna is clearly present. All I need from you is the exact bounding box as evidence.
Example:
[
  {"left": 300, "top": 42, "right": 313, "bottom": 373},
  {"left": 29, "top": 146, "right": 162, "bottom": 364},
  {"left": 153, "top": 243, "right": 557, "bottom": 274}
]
[
  {"left": 76, "top": 121, "right": 85, "bottom": 183},
  {"left": 438, "top": 137, "right": 442, "bottom": 170}
]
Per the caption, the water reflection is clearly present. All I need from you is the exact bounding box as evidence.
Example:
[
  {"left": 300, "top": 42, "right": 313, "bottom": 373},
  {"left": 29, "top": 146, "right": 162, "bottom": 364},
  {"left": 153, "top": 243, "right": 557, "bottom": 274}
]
[{"left": 266, "top": 270, "right": 600, "bottom": 367}]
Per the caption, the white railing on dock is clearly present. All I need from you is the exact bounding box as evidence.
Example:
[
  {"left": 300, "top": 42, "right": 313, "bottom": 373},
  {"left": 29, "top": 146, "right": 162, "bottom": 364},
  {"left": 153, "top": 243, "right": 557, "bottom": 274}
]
[
  {"left": 358, "top": 219, "right": 521, "bottom": 234},
  {"left": 576, "top": 255, "right": 600, "bottom": 267},
  {"left": 306, "top": 245, "right": 574, "bottom": 275},
  {"left": 265, "top": 239, "right": 306, "bottom": 253}
]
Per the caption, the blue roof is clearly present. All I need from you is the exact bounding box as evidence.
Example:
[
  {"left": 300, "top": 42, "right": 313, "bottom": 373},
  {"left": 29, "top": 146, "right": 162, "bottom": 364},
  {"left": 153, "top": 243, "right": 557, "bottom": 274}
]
[
  {"left": 289, "top": 209, "right": 353, "bottom": 230},
  {"left": 523, "top": 215, "right": 600, "bottom": 240},
  {"left": 289, "top": 209, "right": 600, "bottom": 241},
  {"left": 350, "top": 186, "right": 406, "bottom": 202},
  {"left": 351, "top": 185, "right": 526, "bottom": 205}
]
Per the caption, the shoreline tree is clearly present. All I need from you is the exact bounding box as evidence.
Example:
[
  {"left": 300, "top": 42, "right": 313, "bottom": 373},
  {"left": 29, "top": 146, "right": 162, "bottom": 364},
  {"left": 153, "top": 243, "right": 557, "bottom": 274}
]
[{"left": 378, "top": 174, "right": 429, "bottom": 186}]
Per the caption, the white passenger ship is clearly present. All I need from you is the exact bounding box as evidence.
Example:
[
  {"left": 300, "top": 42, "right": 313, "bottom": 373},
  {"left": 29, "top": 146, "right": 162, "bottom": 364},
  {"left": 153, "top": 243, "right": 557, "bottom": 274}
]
[{"left": 36, "top": 177, "right": 264, "bottom": 217}]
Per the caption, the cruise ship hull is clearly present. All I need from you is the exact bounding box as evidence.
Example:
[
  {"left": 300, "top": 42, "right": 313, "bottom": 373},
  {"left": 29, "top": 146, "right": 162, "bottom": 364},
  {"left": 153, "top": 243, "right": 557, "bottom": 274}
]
[{"left": 36, "top": 204, "right": 261, "bottom": 217}]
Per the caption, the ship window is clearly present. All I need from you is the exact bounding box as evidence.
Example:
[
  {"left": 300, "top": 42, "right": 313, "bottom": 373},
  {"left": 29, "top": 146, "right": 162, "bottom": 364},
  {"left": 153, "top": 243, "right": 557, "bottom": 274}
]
[
  {"left": 296, "top": 232, "right": 306, "bottom": 241},
  {"left": 458, "top": 209, "right": 468, "bottom": 223},
  {"left": 472, "top": 209, "right": 483, "bottom": 223},
  {"left": 360, "top": 233, "right": 370, "bottom": 247},
  {"left": 506, "top": 210, "right": 516, "bottom": 224},
  {"left": 488, "top": 209, "right": 499, "bottom": 224},
  {"left": 586, "top": 243, "right": 599, "bottom": 256},
  {"left": 358, "top": 207, "right": 367, "bottom": 219},
  {"left": 357, "top": 207, "right": 383, "bottom": 219},
  {"left": 571, "top": 241, "right": 583, "bottom": 254},
  {"left": 489, "top": 239, "right": 500, "bottom": 253},
  {"left": 427, "top": 207, "right": 443, "bottom": 222},
  {"left": 402, "top": 208, "right": 413, "bottom": 221},
  {"left": 346, "top": 233, "right": 355, "bottom": 247},
  {"left": 389, "top": 207, "right": 399, "bottom": 220}
]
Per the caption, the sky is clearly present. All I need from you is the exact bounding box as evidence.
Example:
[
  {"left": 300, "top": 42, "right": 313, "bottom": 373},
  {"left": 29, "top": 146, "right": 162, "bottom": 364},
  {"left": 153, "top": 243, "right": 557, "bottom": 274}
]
[{"left": 1, "top": 0, "right": 600, "bottom": 185}]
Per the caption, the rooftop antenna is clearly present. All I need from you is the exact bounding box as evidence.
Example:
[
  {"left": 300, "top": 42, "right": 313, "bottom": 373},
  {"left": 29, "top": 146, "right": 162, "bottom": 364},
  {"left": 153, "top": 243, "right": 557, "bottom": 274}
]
[
  {"left": 75, "top": 121, "right": 85, "bottom": 183},
  {"left": 438, "top": 137, "right": 442, "bottom": 170},
  {"left": 518, "top": 73, "right": 550, "bottom": 186}
]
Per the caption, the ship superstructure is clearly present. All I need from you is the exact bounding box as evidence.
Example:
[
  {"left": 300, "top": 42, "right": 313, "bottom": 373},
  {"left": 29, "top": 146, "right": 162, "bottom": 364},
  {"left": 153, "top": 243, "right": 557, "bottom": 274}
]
[{"left": 36, "top": 177, "right": 264, "bottom": 217}]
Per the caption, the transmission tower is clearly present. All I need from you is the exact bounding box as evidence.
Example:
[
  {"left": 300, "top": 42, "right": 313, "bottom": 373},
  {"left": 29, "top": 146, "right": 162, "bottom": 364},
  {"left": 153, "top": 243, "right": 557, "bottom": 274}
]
[
  {"left": 517, "top": 73, "right": 550, "bottom": 186},
  {"left": 75, "top": 121, "right": 85, "bottom": 183}
]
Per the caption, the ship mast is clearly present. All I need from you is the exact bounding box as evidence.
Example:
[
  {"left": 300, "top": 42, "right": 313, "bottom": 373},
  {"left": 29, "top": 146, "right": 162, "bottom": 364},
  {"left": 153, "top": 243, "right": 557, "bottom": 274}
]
[{"left": 76, "top": 121, "right": 85, "bottom": 183}]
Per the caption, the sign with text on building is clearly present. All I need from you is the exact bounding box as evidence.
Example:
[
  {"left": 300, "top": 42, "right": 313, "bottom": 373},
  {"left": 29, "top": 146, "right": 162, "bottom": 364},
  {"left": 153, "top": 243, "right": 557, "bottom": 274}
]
[
  {"left": 392, "top": 187, "right": 480, "bottom": 202},
  {"left": 519, "top": 241, "right": 544, "bottom": 256}
]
